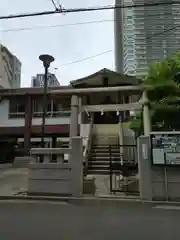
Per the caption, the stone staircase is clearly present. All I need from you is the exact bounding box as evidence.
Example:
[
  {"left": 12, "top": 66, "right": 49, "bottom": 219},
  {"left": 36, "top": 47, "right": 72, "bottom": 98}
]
[
  {"left": 87, "top": 135, "right": 119, "bottom": 175},
  {"left": 88, "top": 144, "right": 120, "bottom": 175}
]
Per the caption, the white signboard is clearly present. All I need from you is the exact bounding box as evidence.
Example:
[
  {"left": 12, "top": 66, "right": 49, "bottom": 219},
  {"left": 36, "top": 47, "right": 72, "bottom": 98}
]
[{"left": 151, "top": 134, "right": 180, "bottom": 165}]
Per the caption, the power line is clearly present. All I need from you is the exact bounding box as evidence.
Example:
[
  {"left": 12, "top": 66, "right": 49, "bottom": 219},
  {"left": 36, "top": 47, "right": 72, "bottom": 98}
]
[
  {"left": 60, "top": 24, "right": 180, "bottom": 67},
  {"left": 60, "top": 50, "right": 113, "bottom": 67},
  {"left": 0, "top": 20, "right": 113, "bottom": 33},
  {"left": 1, "top": 12, "right": 180, "bottom": 33},
  {"left": 146, "top": 24, "right": 180, "bottom": 40},
  {"left": 0, "top": 1, "right": 179, "bottom": 20}
]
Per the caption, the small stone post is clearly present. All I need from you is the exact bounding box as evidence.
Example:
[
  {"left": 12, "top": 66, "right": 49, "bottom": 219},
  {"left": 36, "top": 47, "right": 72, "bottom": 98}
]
[{"left": 71, "top": 137, "right": 83, "bottom": 197}]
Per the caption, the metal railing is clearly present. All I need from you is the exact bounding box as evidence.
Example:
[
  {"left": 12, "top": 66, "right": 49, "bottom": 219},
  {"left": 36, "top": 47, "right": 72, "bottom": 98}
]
[
  {"left": 109, "top": 144, "right": 139, "bottom": 195},
  {"left": 33, "top": 110, "right": 71, "bottom": 117},
  {"left": 9, "top": 112, "right": 25, "bottom": 118}
]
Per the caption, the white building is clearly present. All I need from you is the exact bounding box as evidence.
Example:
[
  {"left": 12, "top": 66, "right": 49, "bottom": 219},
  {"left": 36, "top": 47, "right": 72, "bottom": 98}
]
[
  {"left": 31, "top": 73, "right": 60, "bottom": 88},
  {"left": 115, "top": 0, "right": 180, "bottom": 76},
  {"left": 0, "top": 44, "right": 21, "bottom": 88}
]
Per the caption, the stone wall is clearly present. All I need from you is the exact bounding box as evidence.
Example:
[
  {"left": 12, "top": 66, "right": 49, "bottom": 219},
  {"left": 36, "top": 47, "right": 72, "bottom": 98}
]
[{"left": 138, "top": 136, "right": 180, "bottom": 201}]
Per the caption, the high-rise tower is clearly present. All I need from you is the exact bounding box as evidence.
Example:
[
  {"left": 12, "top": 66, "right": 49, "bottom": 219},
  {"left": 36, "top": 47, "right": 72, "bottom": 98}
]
[{"left": 115, "top": 0, "right": 180, "bottom": 76}]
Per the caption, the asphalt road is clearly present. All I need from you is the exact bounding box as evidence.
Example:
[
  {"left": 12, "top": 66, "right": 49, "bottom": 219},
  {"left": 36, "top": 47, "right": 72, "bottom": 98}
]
[{"left": 0, "top": 200, "right": 179, "bottom": 239}]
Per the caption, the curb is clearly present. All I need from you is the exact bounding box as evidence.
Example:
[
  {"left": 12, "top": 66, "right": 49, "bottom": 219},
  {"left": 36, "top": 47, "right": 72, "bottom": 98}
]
[
  {"left": 0, "top": 195, "right": 180, "bottom": 206},
  {"left": 0, "top": 164, "right": 12, "bottom": 169},
  {"left": 0, "top": 195, "right": 143, "bottom": 205}
]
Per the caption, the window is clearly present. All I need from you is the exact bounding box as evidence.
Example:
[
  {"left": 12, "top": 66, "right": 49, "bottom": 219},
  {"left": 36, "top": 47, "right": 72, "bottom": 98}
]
[
  {"left": 32, "top": 98, "right": 52, "bottom": 117},
  {"left": 103, "top": 77, "right": 108, "bottom": 86},
  {"left": 32, "top": 97, "right": 71, "bottom": 117},
  {"left": 9, "top": 98, "right": 25, "bottom": 118}
]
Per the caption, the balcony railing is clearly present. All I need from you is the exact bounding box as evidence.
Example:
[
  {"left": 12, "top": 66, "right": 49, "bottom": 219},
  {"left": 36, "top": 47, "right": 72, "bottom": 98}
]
[
  {"left": 33, "top": 110, "right": 71, "bottom": 118},
  {"left": 9, "top": 112, "right": 25, "bottom": 118},
  {"left": 9, "top": 110, "right": 71, "bottom": 118}
]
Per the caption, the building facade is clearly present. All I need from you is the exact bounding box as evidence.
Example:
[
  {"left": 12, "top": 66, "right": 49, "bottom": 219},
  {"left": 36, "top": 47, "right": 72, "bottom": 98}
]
[
  {"left": 0, "top": 44, "right": 21, "bottom": 88},
  {"left": 0, "top": 69, "right": 139, "bottom": 156},
  {"left": 115, "top": 0, "right": 180, "bottom": 76},
  {"left": 31, "top": 73, "right": 60, "bottom": 88}
]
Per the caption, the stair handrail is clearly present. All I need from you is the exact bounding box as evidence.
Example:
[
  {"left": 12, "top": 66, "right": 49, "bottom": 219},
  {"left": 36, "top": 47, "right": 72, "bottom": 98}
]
[{"left": 83, "top": 113, "right": 94, "bottom": 174}]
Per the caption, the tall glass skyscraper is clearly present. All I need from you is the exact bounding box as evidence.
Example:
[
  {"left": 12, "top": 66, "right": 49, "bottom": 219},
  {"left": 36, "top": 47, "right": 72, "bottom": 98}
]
[{"left": 115, "top": 0, "right": 180, "bottom": 76}]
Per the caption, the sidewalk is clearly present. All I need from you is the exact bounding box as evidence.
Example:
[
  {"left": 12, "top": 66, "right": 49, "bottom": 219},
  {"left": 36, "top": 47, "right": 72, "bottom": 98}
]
[
  {"left": 0, "top": 167, "right": 179, "bottom": 207},
  {"left": 0, "top": 167, "right": 28, "bottom": 196}
]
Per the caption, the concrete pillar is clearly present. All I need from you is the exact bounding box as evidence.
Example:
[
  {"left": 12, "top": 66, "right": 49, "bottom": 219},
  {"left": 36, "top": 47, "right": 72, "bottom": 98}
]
[
  {"left": 78, "top": 96, "right": 82, "bottom": 125},
  {"left": 142, "top": 91, "right": 151, "bottom": 136},
  {"left": 78, "top": 96, "right": 83, "bottom": 135},
  {"left": 70, "top": 137, "right": 83, "bottom": 197},
  {"left": 44, "top": 155, "right": 49, "bottom": 163},
  {"left": 137, "top": 136, "right": 152, "bottom": 201},
  {"left": 24, "top": 95, "right": 32, "bottom": 155},
  {"left": 57, "top": 154, "right": 64, "bottom": 164},
  {"left": 70, "top": 95, "right": 79, "bottom": 142}
]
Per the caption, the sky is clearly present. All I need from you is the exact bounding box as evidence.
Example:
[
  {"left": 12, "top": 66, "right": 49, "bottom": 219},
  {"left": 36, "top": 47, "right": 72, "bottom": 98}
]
[{"left": 0, "top": 0, "right": 115, "bottom": 87}]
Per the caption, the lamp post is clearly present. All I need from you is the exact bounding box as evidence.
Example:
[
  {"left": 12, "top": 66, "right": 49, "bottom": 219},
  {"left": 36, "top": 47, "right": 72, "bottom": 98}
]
[{"left": 39, "top": 54, "right": 55, "bottom": 158}]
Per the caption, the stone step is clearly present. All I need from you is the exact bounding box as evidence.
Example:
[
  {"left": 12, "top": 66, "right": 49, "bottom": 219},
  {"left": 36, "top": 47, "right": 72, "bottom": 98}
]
[
  {"left": 92, "top": 145, "right": 119, "bottom": 148},
  {"left": 88, "top": 165, "right": 110, "bottom": 169},
  {"left": 91, "top": 156, "right": 120, "bottom": 160},
  {"left": 92, "top": 152, "right": 120, "bottom": 156},
  {"left": 92, "top": 151, "right": 120, "bottom": 155},
  {"left": 87, "top": 169, "right": 123, "bottom": 175},
  {"left": 89, "top": 158, "right": 113, "bottom": 162},
  {"left": 92, "top": 148, "right": 119, "bottom": 152},
  {"left": 88, "top": 161, "right": 110, "bottom": 166},
  {"left": 87, "top": 169, "right": 110, "bottom": 175}
]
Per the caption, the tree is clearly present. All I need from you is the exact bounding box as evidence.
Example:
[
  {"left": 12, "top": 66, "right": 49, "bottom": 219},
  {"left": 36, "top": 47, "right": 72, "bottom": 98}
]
[{"left": 130, "top": 53, "right": 180, "bottom": 135}]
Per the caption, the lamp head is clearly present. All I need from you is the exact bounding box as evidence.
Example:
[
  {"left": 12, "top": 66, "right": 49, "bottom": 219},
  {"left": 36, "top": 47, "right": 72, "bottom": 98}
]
[{"left": 39, "top": 54, "right": 55, "bottom": 68}]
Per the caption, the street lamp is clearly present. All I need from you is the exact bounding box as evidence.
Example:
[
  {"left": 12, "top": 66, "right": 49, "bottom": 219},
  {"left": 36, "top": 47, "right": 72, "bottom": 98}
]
[{"left": 39, "top": 54, "right": 55, "bottom": 158}]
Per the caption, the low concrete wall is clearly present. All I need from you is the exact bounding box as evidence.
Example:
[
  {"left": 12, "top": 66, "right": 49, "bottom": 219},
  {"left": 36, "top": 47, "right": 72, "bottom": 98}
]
[
  {"left": 0, "top": 164, "right": 12, "bottom": 169},
  {"left": 28, "top": 137, "right": 83, "bottom": 197},
  {"left": 152, "top": 166, "right": 180, "bottom": 201},
  {"left": 138, "top": 136, "right": 180, "bottom": 201},
  {"left": 28, "top": 164, "right": 72, "bottom": 196},
  {"left": 13, "top": 156, "right": 34, "bottom": 168}
]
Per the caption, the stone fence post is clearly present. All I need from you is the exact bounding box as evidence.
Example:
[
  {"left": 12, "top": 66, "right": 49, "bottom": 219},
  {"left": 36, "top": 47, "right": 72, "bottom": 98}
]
[{"left": 71, "top": 137, "right": 83, "bottom": 197}]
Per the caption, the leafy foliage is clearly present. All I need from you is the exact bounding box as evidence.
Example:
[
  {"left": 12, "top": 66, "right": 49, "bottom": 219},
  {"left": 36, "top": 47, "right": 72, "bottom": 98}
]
[{"left": 130, "top": 53, "right": 180, "bottom": 135}]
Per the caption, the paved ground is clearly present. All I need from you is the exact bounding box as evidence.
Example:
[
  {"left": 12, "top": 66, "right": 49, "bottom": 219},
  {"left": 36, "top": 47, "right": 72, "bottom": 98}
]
[
  {"left": 0, "top": 200, "right": 180, "bottom": 239},
  {"left": 93, "top": 174, "right": 110, "bottom": 196},
  {"left": 93, "top": 174, "right": 138, "bottom": 198},
  {"left": 0, "top": 168, "right": 137, "bottom": 198},
  {"left": 0, "top": 169, "right": 112, "bottom": 197},
  {"left": 0, "top": 168, "right": 28, "bottom": 196}
]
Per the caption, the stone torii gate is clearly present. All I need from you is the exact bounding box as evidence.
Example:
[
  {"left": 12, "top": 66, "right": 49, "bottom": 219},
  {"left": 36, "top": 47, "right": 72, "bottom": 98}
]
[{"left": 50, "top": 85, "right": 151, "bottom": 139}]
